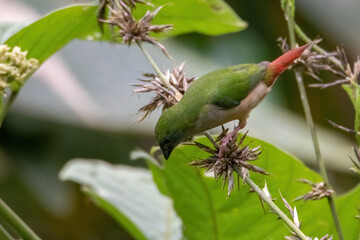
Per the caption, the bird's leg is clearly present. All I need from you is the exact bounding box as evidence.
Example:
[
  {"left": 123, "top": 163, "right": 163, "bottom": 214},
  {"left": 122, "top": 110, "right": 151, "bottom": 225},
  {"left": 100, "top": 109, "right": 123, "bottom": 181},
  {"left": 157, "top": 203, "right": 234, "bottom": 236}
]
[{"left": 238, "top": 119, "right": 247, "bottom": 129}]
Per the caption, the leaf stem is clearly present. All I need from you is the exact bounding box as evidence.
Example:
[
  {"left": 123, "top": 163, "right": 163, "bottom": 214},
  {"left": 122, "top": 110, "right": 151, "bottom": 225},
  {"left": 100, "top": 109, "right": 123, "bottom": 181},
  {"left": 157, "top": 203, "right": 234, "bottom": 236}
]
[
  {"left": 0, "top": 199, "right": 41, "bottom": 240},
  {"left": 233, "top": 166, "right": 309, "bottom": 240},
  {"left": 0, "top": 224, "right": 14, "bottom": 240},
  {"left": 283, "top": 1, "right": 344, "bottom": 238}
]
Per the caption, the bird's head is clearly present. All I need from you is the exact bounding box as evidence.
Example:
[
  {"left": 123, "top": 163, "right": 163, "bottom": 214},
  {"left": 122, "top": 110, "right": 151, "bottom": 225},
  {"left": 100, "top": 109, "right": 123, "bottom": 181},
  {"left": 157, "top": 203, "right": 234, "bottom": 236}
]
[{"left": 155, "top": 109, "right": 186, "bottom": 160}]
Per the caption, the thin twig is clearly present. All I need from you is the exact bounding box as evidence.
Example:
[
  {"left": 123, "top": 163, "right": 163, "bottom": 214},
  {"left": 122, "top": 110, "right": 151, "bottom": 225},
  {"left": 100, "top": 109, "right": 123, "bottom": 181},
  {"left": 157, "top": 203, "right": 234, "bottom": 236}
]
[
  {"left": 0, "top": 199, "right": 41, "bottom": 240},
  {"left": 283, "top": 2, "right": 344, "bottom": 238},
  {"left": 232, "top": 165, "right": 309, "bottom": 240},
  {"left": 327, "top": 119, "right": 360, "bottom": 134}
]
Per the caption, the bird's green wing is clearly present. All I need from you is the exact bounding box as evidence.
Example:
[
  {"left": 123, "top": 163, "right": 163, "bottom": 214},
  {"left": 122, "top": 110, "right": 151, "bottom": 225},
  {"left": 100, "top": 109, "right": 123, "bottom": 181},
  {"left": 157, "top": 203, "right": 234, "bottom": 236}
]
[{"left": 211, "top": 64, "right": 267, "bottom": 109}]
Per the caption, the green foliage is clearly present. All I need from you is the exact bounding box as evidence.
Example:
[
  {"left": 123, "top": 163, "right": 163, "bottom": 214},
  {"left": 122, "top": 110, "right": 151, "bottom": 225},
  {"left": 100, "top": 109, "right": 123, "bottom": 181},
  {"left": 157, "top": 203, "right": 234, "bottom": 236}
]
[
  {"left": 61, "top": 136, "right": 360, "bottom": 240},
  {"left": 4, "top": 1, "right": 245, "bottom": 64},
  {"left": 133, "top": 0, "right": 247, "bottom": 36},
  {"left": 4, "top": 5, "right": 102, "bottom": 64},
  {"left": 150, "top": 136, "right": 360, "bottom": 240},
  {"left": 0, "top": 23, "right": 27, "bottom": 44},
  {"left": 342, "top": 84, "right": 360, "bottom": 144}
]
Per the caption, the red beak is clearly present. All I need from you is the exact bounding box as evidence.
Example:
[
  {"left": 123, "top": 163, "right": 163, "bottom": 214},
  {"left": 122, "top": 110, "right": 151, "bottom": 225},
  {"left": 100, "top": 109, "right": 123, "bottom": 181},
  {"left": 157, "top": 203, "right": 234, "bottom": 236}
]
[{"left": 265, "top": 43, "right": 310, "bottom": 86}]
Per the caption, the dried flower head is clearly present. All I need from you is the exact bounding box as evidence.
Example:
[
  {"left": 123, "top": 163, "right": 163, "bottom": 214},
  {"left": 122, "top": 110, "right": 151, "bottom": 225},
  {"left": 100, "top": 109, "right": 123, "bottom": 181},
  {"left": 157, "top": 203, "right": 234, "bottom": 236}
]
[
  {"left": 189, "top": 126, "right": 267, "bottom": 197},
  {"left": 350, "top": 146, "right": 360, "bottom": 175},
  {"left": 98, "top": 0, "right": 151, "bottom": 31},
  {"left": 281, "top": 191, "right": 333, "bottom": 240},
  {"left": 294, "top": 179, "right": 334, "bottom": 201},
  {"left": 0, "top": 45, "right": 39, "bottom": 94},
  {"left": 310, "top": 48, "right": 360, "bottom": 89},
  {"left": 278, "top": 37, "right": 340, "bottom": 83},
  {"left": 100, "top": 1, "right": 173, "bottom": 58},
  {"left": 132, "top": 62, "right": 196, "bottom": 121},
  {"left": 337, "top": 46, "right": 360, "bottom": 84}
]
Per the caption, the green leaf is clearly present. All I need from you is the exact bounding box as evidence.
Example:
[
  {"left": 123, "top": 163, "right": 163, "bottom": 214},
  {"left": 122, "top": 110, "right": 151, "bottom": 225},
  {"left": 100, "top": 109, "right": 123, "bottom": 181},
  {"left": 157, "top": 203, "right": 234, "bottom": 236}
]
[
  {"left": 5, "top": 5, "right": 104, "bottom": 64},
  {"left": 133, "top": 0, "right": 247, "bottom": 36},
  {"left": 4, "top": 1, "right": 245, "bottom": 64},
  {"left": 59, "top": 159, "right": 182, "bottom": 240},
  {"left": 149, "top": 135, "right": 360, "bottom": 240},
  {"left": 0, "top": 23, "right": 28, "bottom": 44}
]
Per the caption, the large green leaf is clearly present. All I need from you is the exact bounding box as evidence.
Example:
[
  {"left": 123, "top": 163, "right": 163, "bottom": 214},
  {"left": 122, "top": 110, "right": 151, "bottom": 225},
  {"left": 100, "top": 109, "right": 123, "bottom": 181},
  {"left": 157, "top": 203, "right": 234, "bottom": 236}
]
[
  {"left": 148, "top": 135, "right": 360, "bottom": 240},
  {"left": 4, "top": 5, "right": 104, "bottom": 63},
  {"left": 4, "top": 1, "right": 245, "bottom": 64},
  {"left": 59, "top": 159, "right": 182, "bottom": 240},
  {"left": 133, "top": 0, "right": 247, "bottom": 36}
]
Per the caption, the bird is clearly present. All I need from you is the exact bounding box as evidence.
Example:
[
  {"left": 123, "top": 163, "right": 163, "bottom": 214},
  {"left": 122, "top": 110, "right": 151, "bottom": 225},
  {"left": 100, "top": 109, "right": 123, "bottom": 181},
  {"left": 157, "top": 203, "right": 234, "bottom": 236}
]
[{"left": 155, "top": 44, "right": 309, "bottom": 159}]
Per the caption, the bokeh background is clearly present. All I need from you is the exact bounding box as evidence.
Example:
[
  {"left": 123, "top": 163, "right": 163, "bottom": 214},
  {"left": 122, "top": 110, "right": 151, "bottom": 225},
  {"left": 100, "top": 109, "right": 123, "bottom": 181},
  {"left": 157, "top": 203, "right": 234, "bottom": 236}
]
[{"left": 0, "top": 0, "right": 359, "bottom": 239}]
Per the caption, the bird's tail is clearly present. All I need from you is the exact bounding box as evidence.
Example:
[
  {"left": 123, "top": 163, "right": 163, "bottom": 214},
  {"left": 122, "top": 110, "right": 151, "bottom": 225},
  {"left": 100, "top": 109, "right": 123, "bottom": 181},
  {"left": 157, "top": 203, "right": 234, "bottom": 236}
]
[{"left": 264, "top": 43, "right": 310, "bottom": 86}]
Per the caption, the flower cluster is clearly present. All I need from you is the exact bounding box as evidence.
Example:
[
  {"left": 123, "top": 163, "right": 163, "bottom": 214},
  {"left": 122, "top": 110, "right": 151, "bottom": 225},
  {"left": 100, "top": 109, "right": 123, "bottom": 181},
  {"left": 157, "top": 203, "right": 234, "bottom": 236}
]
[
  {"left": 294, "top": 179, "right": 335, "bottom": 201},
  {"left": 132, "top": 62, "right": 196, "bottom": 121},
  {"left": 0, "top": 45, "right": 39, "bottom": 94},
  {"left": 189, "top": 126, "right": 267, "bottom": 197},
  {"left": 98, "top": 0, "right": 172, "bottom": 58}
]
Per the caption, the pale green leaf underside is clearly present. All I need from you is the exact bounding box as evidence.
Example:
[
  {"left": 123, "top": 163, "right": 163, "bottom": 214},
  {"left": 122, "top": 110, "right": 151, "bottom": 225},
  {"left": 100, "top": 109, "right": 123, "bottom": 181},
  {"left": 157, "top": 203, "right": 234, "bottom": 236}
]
[{"left": 60, "top": 159, "right": 182, "bottom": 240}]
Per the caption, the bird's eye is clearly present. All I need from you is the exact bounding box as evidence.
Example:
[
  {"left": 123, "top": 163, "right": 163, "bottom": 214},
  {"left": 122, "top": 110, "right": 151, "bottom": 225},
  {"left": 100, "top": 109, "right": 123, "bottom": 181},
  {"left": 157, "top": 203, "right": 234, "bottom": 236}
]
[{"left": 164, "top": 138, "right": 171, "bottom": 144}]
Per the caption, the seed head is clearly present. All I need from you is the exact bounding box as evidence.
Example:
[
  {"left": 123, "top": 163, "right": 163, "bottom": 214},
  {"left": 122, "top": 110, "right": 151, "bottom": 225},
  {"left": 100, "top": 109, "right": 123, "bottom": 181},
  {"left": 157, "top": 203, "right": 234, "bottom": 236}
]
[
  {"left": 98, "top": 0, "right": 151, "bottom": 31},
  {"left": 132, "top": 62, "right": 196, "bottom": 121},
  {"left": 190, "top": 126, "right": 267, "bottom": 197},
  {"left": 100, "top": 1, "right": 173, "bottom": 58},
  {"left": 294, "top": 179, "right": 334, "bottom": 201}
]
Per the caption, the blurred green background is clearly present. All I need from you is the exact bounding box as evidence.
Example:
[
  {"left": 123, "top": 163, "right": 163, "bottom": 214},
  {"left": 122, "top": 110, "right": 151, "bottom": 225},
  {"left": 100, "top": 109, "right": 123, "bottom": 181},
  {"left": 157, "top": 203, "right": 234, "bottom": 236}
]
[{"left": 0, "top": 0, "right": 359, "bottom": 239}]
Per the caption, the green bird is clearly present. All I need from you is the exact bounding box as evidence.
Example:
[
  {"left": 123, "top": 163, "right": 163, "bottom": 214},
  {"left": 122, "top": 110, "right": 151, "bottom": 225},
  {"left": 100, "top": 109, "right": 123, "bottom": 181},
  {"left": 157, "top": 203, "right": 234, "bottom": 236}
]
[{"left": 155, "top": 44, "right": 309, "bottom": 159}]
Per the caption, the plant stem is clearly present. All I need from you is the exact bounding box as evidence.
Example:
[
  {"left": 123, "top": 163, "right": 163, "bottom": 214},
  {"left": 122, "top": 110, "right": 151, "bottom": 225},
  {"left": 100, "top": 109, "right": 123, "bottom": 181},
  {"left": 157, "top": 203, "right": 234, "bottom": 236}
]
[
  {"left": 0, "top": 91, "right": 18, "bottom": 127},
  {"left": 283, "top": 1, "right": 344, "bottom": 238},
  {"left": 232, "top": 166, "right": 309, "bottom": 240},
  {"left": 294, "top": 71, "right": 330, "bottom": 182},
  {"left": 285, "top": 2, "right": 296, "bottom": 49},
  {"left": 0, "top": 199, "right": 41, "bottom": 240},
  {"left": 0, "top": 224, "right": 13, "bottom": 240},
  {"left": 294, "top": 73, "right": 344, "bottom": 239}
]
